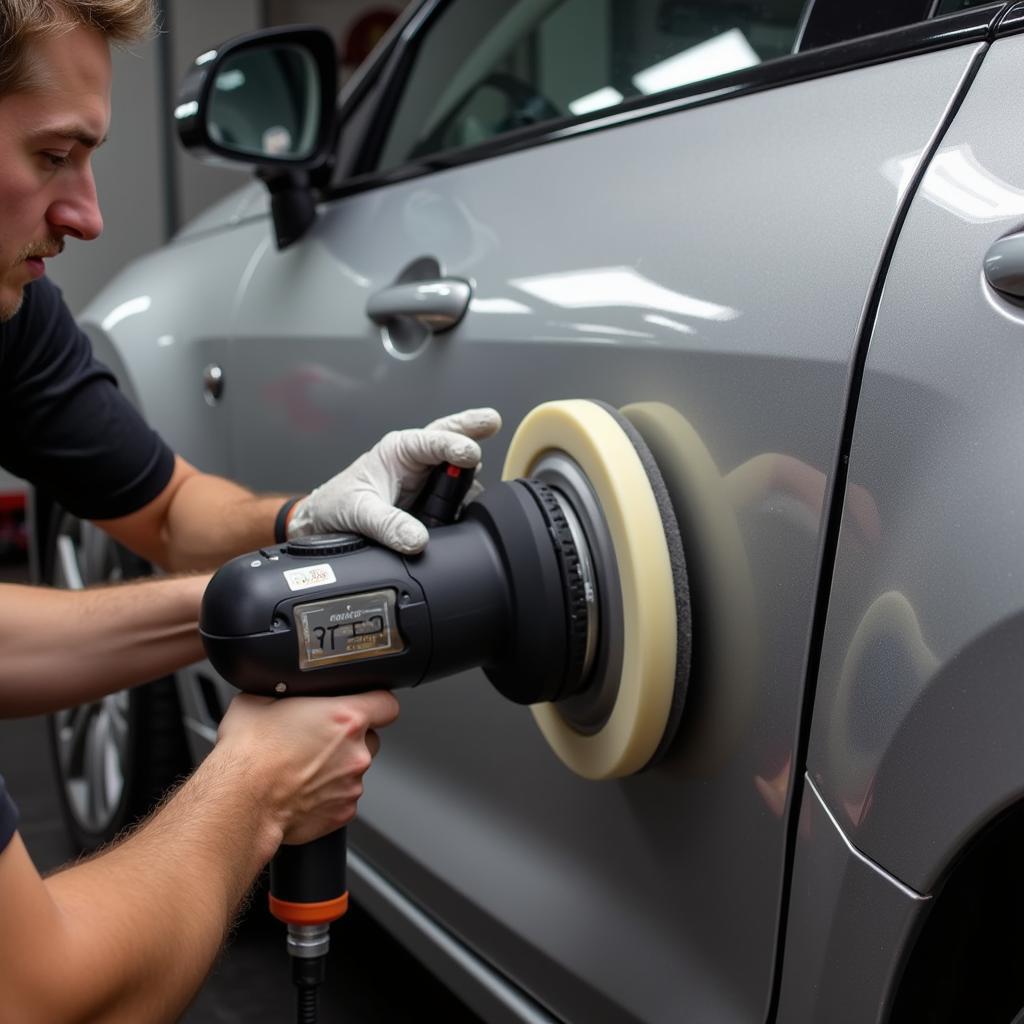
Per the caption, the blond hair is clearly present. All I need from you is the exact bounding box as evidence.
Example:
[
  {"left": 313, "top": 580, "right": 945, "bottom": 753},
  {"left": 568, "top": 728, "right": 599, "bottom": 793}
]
[{"left": 0, "top": 0, "right": 156, "bottom": 94}]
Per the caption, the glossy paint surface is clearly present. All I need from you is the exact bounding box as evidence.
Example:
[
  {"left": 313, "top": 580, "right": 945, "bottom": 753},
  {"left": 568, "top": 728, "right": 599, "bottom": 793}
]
[{"left": 806, "top": 33, "right": 1024, "bottom": 893}]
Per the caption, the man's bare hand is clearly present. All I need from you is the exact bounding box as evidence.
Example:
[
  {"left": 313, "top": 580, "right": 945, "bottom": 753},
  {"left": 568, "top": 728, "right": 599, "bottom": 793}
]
[{"left": 216, "top": 690, "right": 400, "bottom": 846}]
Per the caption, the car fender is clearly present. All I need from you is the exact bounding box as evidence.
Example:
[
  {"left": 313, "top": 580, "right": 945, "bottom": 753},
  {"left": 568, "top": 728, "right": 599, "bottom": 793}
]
[{"left": 76, "top": 218, "right": 271, "bottom": 479}]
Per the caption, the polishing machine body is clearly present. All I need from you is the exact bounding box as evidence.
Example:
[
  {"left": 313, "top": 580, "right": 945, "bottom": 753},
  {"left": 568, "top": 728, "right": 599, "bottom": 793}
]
[{"left": 201, "top": 478, "right": 594, "bottom": 708}]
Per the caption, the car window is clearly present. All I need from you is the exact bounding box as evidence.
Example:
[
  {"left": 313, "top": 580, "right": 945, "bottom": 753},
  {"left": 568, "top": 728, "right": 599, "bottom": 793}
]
[{"left": 374, "top": 0, "right": 807, "bottom": 172}]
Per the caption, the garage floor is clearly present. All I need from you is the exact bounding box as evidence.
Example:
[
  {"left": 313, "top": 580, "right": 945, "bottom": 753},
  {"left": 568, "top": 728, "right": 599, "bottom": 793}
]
[{"left": 0, "top": 567, "right": 482, "bottom": 1023}]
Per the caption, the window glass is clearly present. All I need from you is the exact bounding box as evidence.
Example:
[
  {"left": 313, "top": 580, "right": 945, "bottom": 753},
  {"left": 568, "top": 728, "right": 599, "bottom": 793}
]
[{"left": 376, "top": 0, "right": 807, "bottom": 171}]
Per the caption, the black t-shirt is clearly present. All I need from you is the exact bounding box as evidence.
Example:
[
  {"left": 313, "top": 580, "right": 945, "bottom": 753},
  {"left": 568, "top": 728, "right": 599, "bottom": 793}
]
[
  {"left": 0, "top": 774, "right": 16, "bottom": 854},
  {"left": 0, "top": 277, "right": 175, "bottom": 519},
  {"left": 0, "top": 278, "right": 176, "bottom": 850}
]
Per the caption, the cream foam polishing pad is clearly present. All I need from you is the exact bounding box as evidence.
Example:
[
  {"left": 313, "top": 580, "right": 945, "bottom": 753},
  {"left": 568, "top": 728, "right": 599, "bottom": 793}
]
[{"left": 503, "top": 399, "right": 691, "bottom": 779}]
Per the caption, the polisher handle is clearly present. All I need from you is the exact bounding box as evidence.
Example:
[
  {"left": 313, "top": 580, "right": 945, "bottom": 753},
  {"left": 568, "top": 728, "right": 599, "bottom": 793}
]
[
  {"left": 268, "top": 826, "right": 349, "bottom": 926},
  {"left": 410, "top": 462, "right": 475, "bottom": 527}
]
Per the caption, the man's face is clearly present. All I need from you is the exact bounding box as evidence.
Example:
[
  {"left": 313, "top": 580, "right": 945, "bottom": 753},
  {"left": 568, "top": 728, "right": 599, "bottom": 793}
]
[{"left": 0, "top": 25, "right": 111, "bottom": 321}]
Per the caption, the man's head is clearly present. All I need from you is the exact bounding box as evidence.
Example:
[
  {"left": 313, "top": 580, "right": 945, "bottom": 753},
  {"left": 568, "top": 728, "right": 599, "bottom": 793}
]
[{"left": 0, "top": 1, "right": 154, "bottom": 321}]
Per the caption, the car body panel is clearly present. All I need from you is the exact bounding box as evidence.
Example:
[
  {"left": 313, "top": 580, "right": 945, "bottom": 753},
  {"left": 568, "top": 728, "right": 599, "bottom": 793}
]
[
  {"left": 806, "top": 32, "right": 1024, "bottom": 894},
  {"left": 208, "top": 43, "right": 982, "bottom": 1022},
  {"left": 172, "top": 182, "right": 268, "bottom": 242},
  {"left": 776, "top": 777, "right": 928, "bottom": 1023},
  {"left": 77, "top": 226, "right": 264, "bottom": 478}
]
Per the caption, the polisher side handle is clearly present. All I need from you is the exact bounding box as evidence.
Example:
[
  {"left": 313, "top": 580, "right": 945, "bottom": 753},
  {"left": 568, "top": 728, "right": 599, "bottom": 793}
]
[
  {"left": 410, "top": 462, "right": 475, "bottom": 527},
  {"left": 269, "top": 826, "right": 349, "bottom": 926}
]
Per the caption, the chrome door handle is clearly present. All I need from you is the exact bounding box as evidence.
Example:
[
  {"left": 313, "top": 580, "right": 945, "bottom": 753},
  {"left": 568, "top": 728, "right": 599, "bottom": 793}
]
[
  {"left": 366, "top": 278, "right": 472, "bottom": 332},
  {"left": 984, "top": 231, "right": 1024, "bottom": 299}
]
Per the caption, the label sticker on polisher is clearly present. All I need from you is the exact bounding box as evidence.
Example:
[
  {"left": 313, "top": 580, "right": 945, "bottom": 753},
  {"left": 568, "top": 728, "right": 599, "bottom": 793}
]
[
  {"left": 283, "top": 563, "right": 337, "bottom": 592},
  {"left": 295, "top": 589, "right": 405, "bottom": 669}
]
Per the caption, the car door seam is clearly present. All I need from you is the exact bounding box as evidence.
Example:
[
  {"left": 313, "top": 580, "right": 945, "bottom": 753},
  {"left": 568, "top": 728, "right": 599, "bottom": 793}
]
[{"left": 766, "top": 38, "right": 991, "bottom": 1024}]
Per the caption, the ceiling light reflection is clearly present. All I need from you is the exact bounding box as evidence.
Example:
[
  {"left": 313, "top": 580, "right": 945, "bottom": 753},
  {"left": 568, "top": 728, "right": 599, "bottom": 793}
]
[
  {"left": 469, "top": 297, "right": 532, "bottom": 315},
  {"left": 884, "top": 145, "right": 1024, "bottom": 223},
  {"left": 571, "top": 322, "right": 655, "bottom": 338},
  {"left": 569, "top": 86, "right": 624, "bottom": 116},
  {"left": 215, "top": 69, "right": 246, "bottom": 92},
  {"left": 101, "top": 295, "right": 151, "bottom": 331},
  {"left": 644, "top": 314, "right": 695, "bottom": 335},
  {"left": 511, "top": 266, "right": 740, "bottom": 322},
  {"left": 633, "top": 28, "right": 759, "bottom": 95}
]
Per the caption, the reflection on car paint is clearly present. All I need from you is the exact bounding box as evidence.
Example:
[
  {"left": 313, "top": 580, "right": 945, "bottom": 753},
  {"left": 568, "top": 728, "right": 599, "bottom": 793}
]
[
  {"left": 884, "top": 144, "right": 1024, "bottom": 223},
  {"left": 510, "top": 266, "right": 741, "bottom": 322}
]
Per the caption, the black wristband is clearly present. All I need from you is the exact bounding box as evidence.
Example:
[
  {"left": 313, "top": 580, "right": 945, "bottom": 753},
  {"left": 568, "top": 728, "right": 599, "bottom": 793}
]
[{"left": 274, "top": 497, "right": 302, "bottom": 543}]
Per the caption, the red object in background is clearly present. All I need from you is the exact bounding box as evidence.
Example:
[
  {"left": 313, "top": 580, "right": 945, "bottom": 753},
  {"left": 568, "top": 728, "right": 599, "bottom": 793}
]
[
  {"left": 341, "top": 8, "right": 400, "bottom": 68},
  {"left": 0, "top": 491, "right": 27, "bottom": 561}
]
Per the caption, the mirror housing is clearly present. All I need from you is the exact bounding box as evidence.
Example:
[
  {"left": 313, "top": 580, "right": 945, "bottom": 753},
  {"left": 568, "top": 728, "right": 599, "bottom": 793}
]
[{"left": 175, "top": 26, "right": 338, "bottom": 248}]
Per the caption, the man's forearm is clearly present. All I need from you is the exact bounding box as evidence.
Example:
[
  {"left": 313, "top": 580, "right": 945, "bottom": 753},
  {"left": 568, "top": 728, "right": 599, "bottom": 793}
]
[
  {"left": 0, "top": 576, "right": 208, "bottom": 715},
  {"left": 94, "top": 457, "right": 288, "bottom": 573},
  {"left": 157, "top": 471, "right": 285, "bottom": 572},
  {"left": 4, "top": 743, "right": 281, "bottom": 1023}
]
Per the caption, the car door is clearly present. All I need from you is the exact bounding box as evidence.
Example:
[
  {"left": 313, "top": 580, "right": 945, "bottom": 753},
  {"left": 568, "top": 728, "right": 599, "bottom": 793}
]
[{"left": 224, "top": 2, "right": 990, "bottom": 1019}]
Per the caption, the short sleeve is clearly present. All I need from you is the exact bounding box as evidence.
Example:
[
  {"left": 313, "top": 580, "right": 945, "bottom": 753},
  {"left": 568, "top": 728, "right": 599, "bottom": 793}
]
[{"left": 0, "top": 278, "right": 175, "bottom": 519}]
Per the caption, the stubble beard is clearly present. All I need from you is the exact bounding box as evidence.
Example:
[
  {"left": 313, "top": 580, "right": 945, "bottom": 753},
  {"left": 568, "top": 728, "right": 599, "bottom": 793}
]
[
  {"left": 0, "top": 282, "right": 24, "bottom": 323},
  {"left": 0, "top": 237, "right": 65, "bottom": 322}
]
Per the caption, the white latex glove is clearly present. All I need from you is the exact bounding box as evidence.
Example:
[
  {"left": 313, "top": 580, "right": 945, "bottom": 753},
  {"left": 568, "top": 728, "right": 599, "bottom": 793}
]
[{"left": 287, "top": 408, "right": 502, "bottom": 554}]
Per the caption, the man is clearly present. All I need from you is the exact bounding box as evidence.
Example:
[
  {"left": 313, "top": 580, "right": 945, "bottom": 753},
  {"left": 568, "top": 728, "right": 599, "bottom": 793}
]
[{"left": 0, "top": 1, "right": 501, "bottom": 1019}]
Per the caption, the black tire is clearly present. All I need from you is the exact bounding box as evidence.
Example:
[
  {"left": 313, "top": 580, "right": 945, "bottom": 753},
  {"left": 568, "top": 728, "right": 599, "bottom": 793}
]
[{"left": 45, "top": 510, "right": 191, "bottom": 852}]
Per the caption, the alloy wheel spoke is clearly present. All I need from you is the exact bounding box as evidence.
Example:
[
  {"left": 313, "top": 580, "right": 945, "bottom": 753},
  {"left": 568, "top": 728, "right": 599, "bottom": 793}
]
[
  {"left": 52, "top": 514, "right": 134, "bottom": 835},
  {"left": 61, "top": 702, "right": 99, "bottom": 776},
  {"left": 105, "top": 694, "right": 130, "bottom": 752},
  {"left": 85, "top": 710, "right": 114, "bottom": 827},
  {"left": 55, "top": 533, "right": 85, "bottom": 591}
]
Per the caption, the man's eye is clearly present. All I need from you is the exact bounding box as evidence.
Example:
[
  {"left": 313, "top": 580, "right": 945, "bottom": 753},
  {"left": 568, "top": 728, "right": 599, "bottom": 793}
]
[{"left": 41, "top": 152, "right": 71, "bottom": 168}]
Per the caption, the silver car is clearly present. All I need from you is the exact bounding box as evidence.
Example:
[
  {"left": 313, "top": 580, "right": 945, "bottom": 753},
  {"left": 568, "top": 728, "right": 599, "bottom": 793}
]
[{"left": 34, "top": 0, "right": 1024, "bottom": 1020}]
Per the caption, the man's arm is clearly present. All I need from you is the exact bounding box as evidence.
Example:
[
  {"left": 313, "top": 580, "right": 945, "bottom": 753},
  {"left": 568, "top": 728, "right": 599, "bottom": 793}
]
[
  {"left": 0, "top": 575, "right": 207, "bottom": 716},
  {"left": 93, "top": 409, "right": 502, "bottom": 573},
  {"left": 0, "top": 689, "right": 399, "bottom": 1023},
  {"left": 91, "top": 455, "right": 284, "bottom": 573}
]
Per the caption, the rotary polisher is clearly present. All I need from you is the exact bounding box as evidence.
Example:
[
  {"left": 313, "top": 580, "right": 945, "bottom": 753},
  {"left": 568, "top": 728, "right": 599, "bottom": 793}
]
[{"left": 199, "top": 399, "right": 694, "bottom": 1020}]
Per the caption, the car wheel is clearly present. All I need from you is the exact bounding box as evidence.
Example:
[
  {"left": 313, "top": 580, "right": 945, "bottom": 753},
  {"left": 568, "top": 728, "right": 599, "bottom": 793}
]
[{"left": 46, "top": 511, "right": 191, "bottom": 852}]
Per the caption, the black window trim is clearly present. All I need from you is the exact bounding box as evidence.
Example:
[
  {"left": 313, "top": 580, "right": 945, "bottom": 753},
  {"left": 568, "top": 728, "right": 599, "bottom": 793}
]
[
  {"left": 998, "top": 0, "right": 1024, "bottom": 30},
  {"left": 320, "top": 0, "right": 1009, "bottom": 204}
]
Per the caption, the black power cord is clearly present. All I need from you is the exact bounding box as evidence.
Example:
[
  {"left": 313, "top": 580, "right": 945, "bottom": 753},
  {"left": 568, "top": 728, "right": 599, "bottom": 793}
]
[{"left": 293, "top": 954, "right": 327, "bottom": 1024}]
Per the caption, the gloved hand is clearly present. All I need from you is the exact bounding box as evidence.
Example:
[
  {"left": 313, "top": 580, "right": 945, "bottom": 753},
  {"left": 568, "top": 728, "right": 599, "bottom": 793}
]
[{"left": 287, "top": 408, "right": 502, "bottom": 554}]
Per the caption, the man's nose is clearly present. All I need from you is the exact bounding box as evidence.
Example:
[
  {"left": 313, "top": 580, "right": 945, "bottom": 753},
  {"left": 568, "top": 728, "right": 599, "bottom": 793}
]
[{"left": 47, "top": 165, "right": 104, "bottom": 241}]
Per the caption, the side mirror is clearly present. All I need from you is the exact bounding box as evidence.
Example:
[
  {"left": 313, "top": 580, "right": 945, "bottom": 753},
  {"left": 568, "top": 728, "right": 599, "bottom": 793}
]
[{"left": 175, "top": 26, "right": 338, "bottom": 247}]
